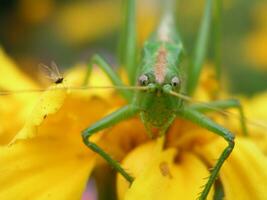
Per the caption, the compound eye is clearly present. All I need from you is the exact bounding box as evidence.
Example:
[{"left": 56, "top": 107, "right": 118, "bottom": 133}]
[
  {"left": 138, "top": 74, "right": 149, "bottom": 86},
  {"left": 171, "top": 76, "right": 180, "bottom": 88}
]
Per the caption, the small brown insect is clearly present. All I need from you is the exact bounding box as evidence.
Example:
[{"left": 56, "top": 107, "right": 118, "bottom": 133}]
[{"left": 38, "top": 61, "right": 64, "bottom": 84}]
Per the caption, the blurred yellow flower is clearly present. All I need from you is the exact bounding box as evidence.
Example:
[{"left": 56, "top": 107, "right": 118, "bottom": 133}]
[
  {"left": 0, "top": 48, "right": 267, "bottom": 200},
  {"left": 55, "top": 1, "right": 121, "bottom": 45},
  {"left": 55, "top": 0, "right": 160, "bottom": 46},
  {"left": 244, "top": 2, "right": 267, "bottom": 70},
  {"left": 18, "top": 0, "right": 54, "bottom": 24}
]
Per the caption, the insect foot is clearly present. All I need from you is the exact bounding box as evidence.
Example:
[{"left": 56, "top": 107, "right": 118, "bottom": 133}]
[{"left": 128, "top": 176, "right": 135, "bottom": 187}]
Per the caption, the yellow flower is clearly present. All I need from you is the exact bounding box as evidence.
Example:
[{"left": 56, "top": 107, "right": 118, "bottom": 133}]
[
  {"left": 54, "top": 0, "right": 159, "bottom": 46},
  {"left": 243, "top": 2, "right": 267, "bottom": 70},
  {"left": 0, "top": 48, "right": 267, "bottom": 200},
  {"left": 55, "top": 1, "right": 121, "bottom": 45}
]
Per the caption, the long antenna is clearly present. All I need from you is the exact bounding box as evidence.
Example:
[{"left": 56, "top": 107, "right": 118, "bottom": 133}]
[
  {"left": 169, "top": 90, "right": 267, "bottom": 130},
  {"left": 0, "top": 85, "right": 148, "bottom": 96}
]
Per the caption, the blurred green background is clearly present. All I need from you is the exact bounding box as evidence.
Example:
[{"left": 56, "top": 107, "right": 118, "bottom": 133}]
[{"left": 0, "top": 0, "right": 266, "bottom": 95}]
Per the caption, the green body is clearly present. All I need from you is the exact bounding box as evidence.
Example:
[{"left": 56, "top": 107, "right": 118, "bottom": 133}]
[
  {"left": 82, "top": 0, "right": 247, "bottom": 199},
  {"left": 134, "top": 27, "right": 184, "bottom": 134}
]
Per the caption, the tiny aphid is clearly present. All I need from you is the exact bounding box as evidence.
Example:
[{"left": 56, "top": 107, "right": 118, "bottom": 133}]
[{"left": 38, "top": 61, "right": 64, "bottom": 84}]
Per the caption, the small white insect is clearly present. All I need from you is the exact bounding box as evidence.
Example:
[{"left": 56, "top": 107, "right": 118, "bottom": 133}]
[{"left": 38, "top": 61, "right": 64, "bottom": 84}]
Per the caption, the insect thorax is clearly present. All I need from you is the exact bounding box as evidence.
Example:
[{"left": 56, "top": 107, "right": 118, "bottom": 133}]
[{"left": 139, "top": 37, "right": 183, "bottom": 81}]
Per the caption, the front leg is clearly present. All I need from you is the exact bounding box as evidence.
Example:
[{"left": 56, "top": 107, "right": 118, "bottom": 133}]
[
  {"left": 82, "top": 105, "right": 138, "bottom": 183},
  {"left": 178, "top": 107, "right": 235, "bottom": 200}
]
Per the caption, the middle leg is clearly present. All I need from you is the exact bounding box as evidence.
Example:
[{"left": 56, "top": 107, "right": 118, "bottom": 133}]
[{"left": 189, "top": 99, "right": 247, "bottom": 135}]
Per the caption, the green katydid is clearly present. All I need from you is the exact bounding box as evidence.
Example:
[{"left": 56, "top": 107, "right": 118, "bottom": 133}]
[
  {"left": 80, "top": 0, "right": 246, "bottom": 199},
  {"left": 0, "top": 0, "right": 250, "bottom": 199}
]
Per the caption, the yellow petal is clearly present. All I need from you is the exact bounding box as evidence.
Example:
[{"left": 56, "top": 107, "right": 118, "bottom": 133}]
[
  {"left": 243, "top": 92, "right": 267, "bottom": 133},
  {"left": 0, "top": 95, "right": 26, "bottom": 144},
  {"left": 193, "top": 65, "right": 220, "bottom": 101},
  {"left": 0, "top": 48, "right": 39, "bottom": 100},
  {"left": 0, "top": 48, "right": 37, "bottom": 90},
  {"left": 9, "top": 83, "right": 67, "bottom": 144},
  {"left": 117, "top": 139, "right": 213, "bottom": 200},
  {"left": 0, "top": 137, "right": 94, "bottom": 200},
  {"left": 0, "top": 48, "right": 40, "bottom": 143},
  {"left": 198, "top": 137, "right": 267, "bottom": 200}
]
